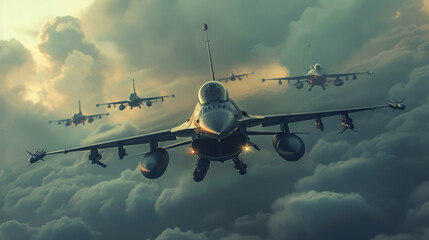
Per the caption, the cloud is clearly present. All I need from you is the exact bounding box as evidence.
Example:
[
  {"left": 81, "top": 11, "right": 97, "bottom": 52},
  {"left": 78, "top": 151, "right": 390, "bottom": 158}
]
[
  {"left": 0, "top": 39, "right": 32, "bottom": 76},
  {"left": 154, "top": 227, "right": 209, "bottom": 240},
  {"left": 0, "top": 220, "right": 36, "bottom": 240},
  {"left": 267, "top": 191, "right": 383, "bottom": 240},
  {"left": 1, "top": 1, "right": 429, "bottom": 240},
  {"left": 38, "top": 16, "right": 99, "bottom": 65},
  {"left": 81, "top": 122, "right": 141, "bottom": 145},
  {"left": 35, "top": 216, "right": 97, "bottom": 240},
  {"left": 0, "top": 217, "right": 97, "bottom": 240},
  {"left": 82, "top": 0, "right": 319, "bottom": 77}
]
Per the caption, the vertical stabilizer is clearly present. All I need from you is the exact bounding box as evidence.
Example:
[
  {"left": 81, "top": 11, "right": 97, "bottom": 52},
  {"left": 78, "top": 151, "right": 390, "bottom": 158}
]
[
  {"left": 78, "top": 100, "right": 82, "bottom": 113},
  {"left": 203, "top": 24, "right": 216, "bottom": 81},
  {"left": 308, "top": 43, "right": 313, "bottom": 67},
  {"left": 133, "top": 78, "right": 136, "bottom": 94}
]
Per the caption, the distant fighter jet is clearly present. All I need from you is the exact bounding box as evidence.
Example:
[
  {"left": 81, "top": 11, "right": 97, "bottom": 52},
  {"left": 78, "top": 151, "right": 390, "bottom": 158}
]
[
  {"left": 49, "top": 100, "right": 109, "bottom": 126},
  {"left": 262, "top": 44, "right": 374, "bottom": 91},
  {"left": 96, "top": 79, "right": 175, "bottom": 110},
  {"left": 217, "top": 72, "right": 254, "bottom": 83},
  {"left": 29, "top": 25, "right": 405, "bottom": 182}
]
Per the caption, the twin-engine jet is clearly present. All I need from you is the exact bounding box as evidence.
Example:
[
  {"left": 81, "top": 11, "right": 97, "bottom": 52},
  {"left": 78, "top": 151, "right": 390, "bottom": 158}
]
[
  {"left": 262, "top": 45, "right": 374, "bottom": 91},
  {"left": 29, "top": 25, "right": 405, "bottom": 182},
  {"left": 96, "top": 79, "right": 175, "bottom": 110},
  {"left": 217, "top": 72, "right": 254, "bottom": 83},
  {"left": 48, "top": 100, "right": 109, "bottom": 126}
]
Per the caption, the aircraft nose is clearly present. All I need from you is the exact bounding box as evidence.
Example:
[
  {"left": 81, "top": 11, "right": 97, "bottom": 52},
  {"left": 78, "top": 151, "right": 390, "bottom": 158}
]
[
  {"left": 199, "top": 108, "right": 237, "bottom": 138},
  {"left": 28, "top": 156, "right": 37, "bottom": 163}
]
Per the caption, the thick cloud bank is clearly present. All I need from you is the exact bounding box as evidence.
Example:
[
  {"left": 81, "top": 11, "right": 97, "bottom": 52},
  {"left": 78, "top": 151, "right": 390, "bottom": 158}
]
[{"left": 0, "top": 0, "right": 428, "bottom": 239}]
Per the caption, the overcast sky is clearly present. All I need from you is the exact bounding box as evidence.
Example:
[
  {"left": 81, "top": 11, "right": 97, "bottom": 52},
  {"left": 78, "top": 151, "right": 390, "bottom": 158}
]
[{"left": 1, "top": 0, "right": 429, "bottom": 239}]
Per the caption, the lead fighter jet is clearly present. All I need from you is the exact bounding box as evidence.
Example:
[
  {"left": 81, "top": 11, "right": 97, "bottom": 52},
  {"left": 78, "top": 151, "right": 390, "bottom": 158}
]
[
  {"left": 96, "top": 79, "right": 175, "bottom": 110},
  {"left": 261, "top": 44, "right": 374, "bottom": 91},
  {"left": 29, "top": 25, "right": 405, "bottom": 182},
  {"left": 48, "top": 100, "right": 109, "bottom": 127}
]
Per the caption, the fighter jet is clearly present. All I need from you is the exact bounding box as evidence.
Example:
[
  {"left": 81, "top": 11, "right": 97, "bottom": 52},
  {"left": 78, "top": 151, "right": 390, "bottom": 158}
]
[
  {"left": 217, "top": 72, "right": 254, "bottom": 83},
  {"left": 29, "top": 24, "right": 405, "bottom": 182},
  {"left": 96, "top": 79, "right": 175, "bottom": 110},
  {"left": 48, "top": 100, "right": 109, "bottom": 127},
  {"left": 261, "top": 44, "right": 374, "bottom": 91}
]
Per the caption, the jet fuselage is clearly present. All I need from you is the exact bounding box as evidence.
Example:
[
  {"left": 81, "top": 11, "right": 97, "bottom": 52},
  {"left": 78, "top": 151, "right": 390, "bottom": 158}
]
[
  {"left": 184, "top": 81, "right": 249, "bottom": 162},
  {"left": 128, "top": 93, "right": 142, "bottom": 107},
  {"left": 305, "top": 64, "right": 328, "bottom": 88},
  {"left": 72, "top": 113, "right": 86, "bottom": 125}
]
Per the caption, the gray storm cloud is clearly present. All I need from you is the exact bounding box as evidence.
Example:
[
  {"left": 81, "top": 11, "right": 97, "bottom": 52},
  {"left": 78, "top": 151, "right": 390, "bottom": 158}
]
[
  {"left": 267, "top": 191, "right": 382, "bottom": 240},
  {"left": 38, "top": 16, "right": 99, "bottom": 65},
  {"left": 0, "top": 0, "right": 429, "bottom": 239}
]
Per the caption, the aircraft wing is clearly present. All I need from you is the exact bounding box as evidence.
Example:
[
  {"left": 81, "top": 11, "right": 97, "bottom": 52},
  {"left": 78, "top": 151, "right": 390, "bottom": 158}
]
[
  {"left": 261, "top": 75, "right": 309, "bottom": 83},
  {"left": 235, "top": 72, "right": 254, "bottom": 78},
  {"left": 241, "top": 104, "right": 394, "bottom": 128},
  {"left": 138, "top": 94, "right": 175, "bottom": 102},
  {"left": 44, "top": 129, "right": 181, "bottom": 156},
  {"left": 85, "top": 113, "right": 110, "bottom": 119},
  {"left": 216, "top": 77, "right": 229, "bottom": 82},
  {"left": 326, "top": 70, "right": 374, "bottom": 79},
  {"left": 48, "top": 118, "right": 72, "bottom": 124},
  {"left": 96, "top": 100, "right": 130, "bottom": 107}
]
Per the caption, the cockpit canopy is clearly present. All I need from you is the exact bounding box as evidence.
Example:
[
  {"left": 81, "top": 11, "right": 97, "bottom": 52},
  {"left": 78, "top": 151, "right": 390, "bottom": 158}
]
[
  {"left": 198, "top": 81, "right": 228, "bottom": 105},
  {"left": 314, "top": 64, "right": 322, "bottom": 70}
]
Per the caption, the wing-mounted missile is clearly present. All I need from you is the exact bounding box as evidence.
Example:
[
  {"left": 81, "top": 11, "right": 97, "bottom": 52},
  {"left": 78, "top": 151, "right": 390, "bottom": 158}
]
[
  {"left": 338, "top": 113, "right": 358, "bottom": 134},
  {"left": 89, "top": 148, "right": 107, "bottom": 168},
  {"left": 278, "top": 80, "right": 283, "bottom": 86},
  {"left": 315, "top": 117, "right": 324, "bottom": 131},
  {"left": 27, "top": 149, "right": 46, "bottom": 166},
  {"left": 388, "top": 98, "right": 406, "bottom": 111}
]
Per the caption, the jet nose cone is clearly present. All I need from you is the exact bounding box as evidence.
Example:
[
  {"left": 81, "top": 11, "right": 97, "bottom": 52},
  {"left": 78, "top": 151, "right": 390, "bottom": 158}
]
[
  {"left": 199, "top": 109, "right": 237, "bottom": 138},
  {"left": 28, "top": 156, "right": 37, "bottom": 163}
]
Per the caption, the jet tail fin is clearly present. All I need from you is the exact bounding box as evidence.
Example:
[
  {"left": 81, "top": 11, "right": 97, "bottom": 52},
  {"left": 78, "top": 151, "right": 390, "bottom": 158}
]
[
  {"left": 133, "top": 78, "right": 136, "bottom": 94},
  {"left": 78, "top": 100, "right": 82, "bottom": 113},
  {"left": 203, "top": 24, "right": 216, "bottom": 81},
  {"left": 308, "top": 43, "right": 313, "bottom": 67}
]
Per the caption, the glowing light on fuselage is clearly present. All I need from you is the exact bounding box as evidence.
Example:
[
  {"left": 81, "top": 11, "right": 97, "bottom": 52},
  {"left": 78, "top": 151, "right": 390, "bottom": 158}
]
[
  {"left": 188, "top": 148, "right": 197, "bottom": 155},
  {"left": 242, "top": 145, "right": 252, "bottom": 153}
]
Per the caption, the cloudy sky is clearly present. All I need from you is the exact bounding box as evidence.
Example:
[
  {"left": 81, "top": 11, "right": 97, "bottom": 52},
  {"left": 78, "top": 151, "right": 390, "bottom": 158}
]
[{"left": 1, "top": 0, "right": 429, "bottom": 239}]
